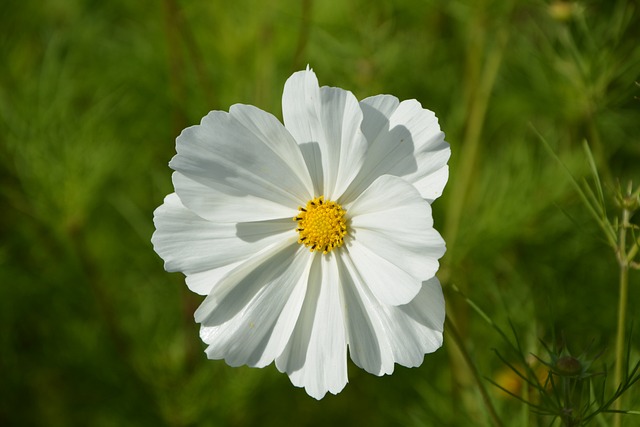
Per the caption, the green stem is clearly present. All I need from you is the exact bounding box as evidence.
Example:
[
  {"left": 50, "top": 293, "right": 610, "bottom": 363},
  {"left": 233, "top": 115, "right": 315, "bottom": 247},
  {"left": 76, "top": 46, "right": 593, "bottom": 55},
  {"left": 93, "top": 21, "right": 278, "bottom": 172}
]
[
  {"left": 291, "top": 0, "right": 313, "bottom": 71},
  {"left": 163, "top": 0, "right": 189, "bottom": 135},
  {"left": 447, "top": 315, "right": 504, "bottom": 427},
  {"left": 443, "top": 28, "right": 508, "bottom": 264},
  {"left": 613, "top": 204, "right": 631, "bottom": 427},
  {"left": 613, "top": 265, "right": 629, "bottom": 427},
  {"left": 441, "top": 4, "right": 510, "bottom": 422}
]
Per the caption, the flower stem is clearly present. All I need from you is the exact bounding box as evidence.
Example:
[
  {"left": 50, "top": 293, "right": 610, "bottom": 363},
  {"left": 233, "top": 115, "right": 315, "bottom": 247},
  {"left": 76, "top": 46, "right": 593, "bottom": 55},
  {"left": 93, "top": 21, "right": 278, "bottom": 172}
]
[
  {"left": 442, "top": 21, "right": 508, "bottom": 424},
  {"left": 291, "top": 0, "right": 313, "bottom": 70},
  {"left": 443, "top": 27, "right": 508, "bottom": 263},
  {"left": 613, "top": 202, "right": 631, "bottom": 427},
  {"left": 163, "top": 0, "right": 189, "bottom": 135},
  {"left": 446, "top": 315, "right": 504, "bottom": 427}
]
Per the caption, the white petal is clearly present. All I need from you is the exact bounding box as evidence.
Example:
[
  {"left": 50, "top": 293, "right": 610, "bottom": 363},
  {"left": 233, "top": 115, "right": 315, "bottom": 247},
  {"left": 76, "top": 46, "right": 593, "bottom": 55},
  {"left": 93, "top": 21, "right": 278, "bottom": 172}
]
[
  {"left": 151, "top": 193, "right": 296, "bottom": 295},
  {"left": 341, "top": 96, "right": 450, "bottom": 203},
  {"left": 386, "top": 276, "right": 445, "bottom": 366},
  {"left": 337, "top": 254, "right": 394, "bottom": 376},
  {"left": 282, "top": 67, "right": 367, "bottom": 199},
  {"left": 356, "top": 94, "right": 400, "bottom": 141},
  {"left": 339, "top": 255, "right": 445, "bottom": 374},
  {"left": 346, "top": 240, "right": 421, "bottom": 307},
  {"left": 230, "top": 104, "right": 313, "bottom": 196},
  {"left": 196, "top": 240, "right": 311, "bottom": 368},
  {"left": 172, "top": 173, "right": 295, "bottom": 223},
  {"left": 317, "top": 86, "right": 368, "bottom": 199},
  {"left": 170, "top": 105, "right": 312, "bottom": 222},
  {"left": 281, "top": 69, "right": 324, "bottom": 195},
  {"left": 184, "top": 263, "right": 240, "bottom": 295},
  {"left": 344, "top": 175, "right": 446, "bottom": 306},
  {"left": 275, "top": 254, "right": 348, "bottom": 399}
]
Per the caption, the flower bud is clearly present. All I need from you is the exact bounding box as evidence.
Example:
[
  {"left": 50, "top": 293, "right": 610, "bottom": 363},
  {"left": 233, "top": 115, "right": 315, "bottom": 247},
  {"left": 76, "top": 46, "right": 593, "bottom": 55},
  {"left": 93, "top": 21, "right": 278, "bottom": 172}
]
[{"left": 555, "top": 355, "right": 582, "bottom": 376}]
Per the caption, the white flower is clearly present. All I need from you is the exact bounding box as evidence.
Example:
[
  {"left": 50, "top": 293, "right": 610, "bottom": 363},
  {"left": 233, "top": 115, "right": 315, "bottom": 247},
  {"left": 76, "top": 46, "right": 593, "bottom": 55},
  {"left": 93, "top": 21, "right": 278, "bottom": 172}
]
[{"left": 152, "top": 67, "right": 450, "bottom": 399}]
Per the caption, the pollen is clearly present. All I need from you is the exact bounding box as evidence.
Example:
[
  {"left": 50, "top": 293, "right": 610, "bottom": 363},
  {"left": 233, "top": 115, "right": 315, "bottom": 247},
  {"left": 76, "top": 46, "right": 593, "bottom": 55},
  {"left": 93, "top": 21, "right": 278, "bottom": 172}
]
[{"left": 293, "top": 196, "right": 347, "bottom": 254}]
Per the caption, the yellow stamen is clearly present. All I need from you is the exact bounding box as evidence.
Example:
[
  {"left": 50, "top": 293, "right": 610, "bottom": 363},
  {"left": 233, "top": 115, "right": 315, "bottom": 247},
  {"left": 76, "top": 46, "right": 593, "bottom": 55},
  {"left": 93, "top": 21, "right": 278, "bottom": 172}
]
[{"left": 293, "top": 196, "right": 347, "bottom": 254}]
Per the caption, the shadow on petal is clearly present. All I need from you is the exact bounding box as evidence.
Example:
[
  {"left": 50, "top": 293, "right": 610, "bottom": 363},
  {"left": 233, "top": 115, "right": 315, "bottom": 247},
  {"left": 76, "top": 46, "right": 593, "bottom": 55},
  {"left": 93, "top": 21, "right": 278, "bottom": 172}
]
[
  {"left": 235, "top": 218, "right": 295, "bottom": 243},
  {"left": 341, "top": 105, "right": 418, "bottom": 203}
]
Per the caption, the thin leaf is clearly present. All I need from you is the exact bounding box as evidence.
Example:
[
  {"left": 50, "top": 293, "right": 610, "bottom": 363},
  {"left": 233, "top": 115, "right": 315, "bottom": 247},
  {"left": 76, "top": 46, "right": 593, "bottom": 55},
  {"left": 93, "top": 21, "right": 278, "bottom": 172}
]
[
  {"left": 582, "top": 140, "right": 606, "bottom": 217},
  {"left": 534, "top": 126, "right": 618, "bottom": 248}
]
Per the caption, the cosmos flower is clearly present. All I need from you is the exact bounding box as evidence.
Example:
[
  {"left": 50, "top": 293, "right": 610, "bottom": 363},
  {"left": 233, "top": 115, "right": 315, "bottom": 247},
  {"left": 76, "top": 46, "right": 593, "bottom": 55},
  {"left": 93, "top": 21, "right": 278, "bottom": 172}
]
[{"left": 152, "top": 67, "right": 450, "bottom": 399}]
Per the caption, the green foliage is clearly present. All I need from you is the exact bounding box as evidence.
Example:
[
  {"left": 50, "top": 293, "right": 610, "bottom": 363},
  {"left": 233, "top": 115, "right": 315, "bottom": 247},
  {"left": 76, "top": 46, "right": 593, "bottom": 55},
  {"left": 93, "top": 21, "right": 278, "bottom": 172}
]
[{"left": 1, "top": 0, "right": 639, "bottom": 425}]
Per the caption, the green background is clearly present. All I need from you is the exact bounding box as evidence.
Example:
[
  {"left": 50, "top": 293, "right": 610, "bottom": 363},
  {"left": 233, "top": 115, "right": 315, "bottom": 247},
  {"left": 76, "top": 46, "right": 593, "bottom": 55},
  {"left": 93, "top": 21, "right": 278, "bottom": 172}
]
[{"left": 1, "top": 0, "right": 639, "bottom": 425}]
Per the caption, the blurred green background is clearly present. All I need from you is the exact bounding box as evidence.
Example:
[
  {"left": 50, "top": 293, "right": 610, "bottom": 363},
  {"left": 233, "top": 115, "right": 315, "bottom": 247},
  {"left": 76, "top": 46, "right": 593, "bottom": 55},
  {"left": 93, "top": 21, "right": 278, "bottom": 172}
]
[{"left": 1, "top": 0, "right": 639, "bottom": 425}]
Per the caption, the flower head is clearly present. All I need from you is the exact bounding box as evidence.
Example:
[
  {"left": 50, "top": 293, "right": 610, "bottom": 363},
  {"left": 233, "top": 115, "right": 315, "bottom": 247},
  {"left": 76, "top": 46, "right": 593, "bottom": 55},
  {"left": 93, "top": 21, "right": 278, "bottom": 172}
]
[{"left": 152, "top": 67, "right": 450, "bottom": 399}]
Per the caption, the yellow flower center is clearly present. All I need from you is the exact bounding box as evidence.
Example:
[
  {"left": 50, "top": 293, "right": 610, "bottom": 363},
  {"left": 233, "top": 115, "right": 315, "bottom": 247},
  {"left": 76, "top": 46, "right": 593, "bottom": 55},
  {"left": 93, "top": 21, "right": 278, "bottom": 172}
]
[{"left": 293, "top": 196, "right": 347, "bottom": 254}]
